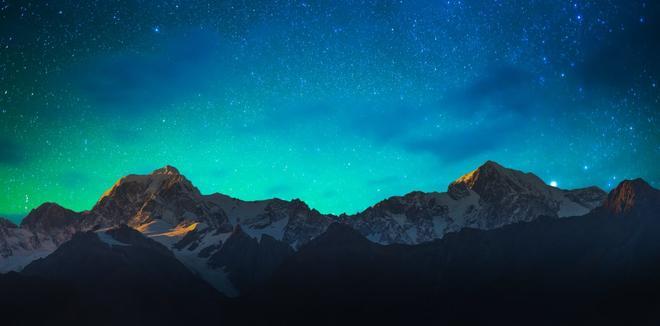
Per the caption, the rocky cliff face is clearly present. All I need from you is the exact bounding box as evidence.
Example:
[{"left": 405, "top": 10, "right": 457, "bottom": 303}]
[
  {"left": 89, "top": 165, "right": 230, "bottom": 229},
  {"left": 600, "top": 178, "right": 660, "bottom": 216},
  {"left": 0, "top": 218, "right": 19, "bottom": 258}
]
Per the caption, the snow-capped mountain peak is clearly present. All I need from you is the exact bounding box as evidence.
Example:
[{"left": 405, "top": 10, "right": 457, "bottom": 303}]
[
  {"left": 450, "top": 160, "right": 550, "bottom": 202},
  {"left": 151, "top": 165, "right": 181, "bottom": 176},
  {"left": 90, "top": 166, "right": 220, "bottom": 227},
  {"left": 97, "top": 166, "right": 200, "bottom": 205}
]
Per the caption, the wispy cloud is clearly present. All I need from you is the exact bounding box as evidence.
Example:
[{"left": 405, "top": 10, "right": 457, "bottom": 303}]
[{"left": 71, "top": 30, "right": 227, "bottom": 115}]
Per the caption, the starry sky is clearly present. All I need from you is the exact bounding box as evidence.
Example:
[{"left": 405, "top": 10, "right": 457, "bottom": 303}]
[{"left": 1, "top": 0, "right": 658, "bottom": 222}]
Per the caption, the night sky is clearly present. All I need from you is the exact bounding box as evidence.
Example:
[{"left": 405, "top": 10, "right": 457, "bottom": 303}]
[{"left": 1, "top": 0, "right": 658, "bottom": 221}]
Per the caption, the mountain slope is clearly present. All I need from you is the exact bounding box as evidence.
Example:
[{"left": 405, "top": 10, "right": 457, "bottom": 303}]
[{"left": 21, "top": 225, "right": 226, "bottom": 325}]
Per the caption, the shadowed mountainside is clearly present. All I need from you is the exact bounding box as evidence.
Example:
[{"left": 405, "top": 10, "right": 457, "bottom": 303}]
[
  {"left": 238, "top": 179, "right": 660, "bottom": 325},
  {"left": 4, "top": 225, "right": 226, "bottom": 326}
]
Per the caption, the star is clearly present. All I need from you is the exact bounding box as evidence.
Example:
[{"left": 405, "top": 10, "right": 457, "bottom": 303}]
[{"left": 0, "top": 0, "right": 656, "bottom": 217}]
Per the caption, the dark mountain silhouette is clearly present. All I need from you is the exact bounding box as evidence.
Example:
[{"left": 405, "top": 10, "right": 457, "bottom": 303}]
[
  {"left": 241, "top": 179, "right": 660, "bottom": 325},
  {"left": 0, "top": 271, "right": 80, "bottom": 326},
  {"left": 207, "top": 224, "right": 294, "bottom": 293},
  {"left": 17, "top": 225, "right": 226, "bottom": 325}
]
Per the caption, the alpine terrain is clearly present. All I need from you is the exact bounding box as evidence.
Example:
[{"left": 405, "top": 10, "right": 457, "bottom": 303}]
[{"left": 1, "top": 161, "right": 658, "bottom": 325}]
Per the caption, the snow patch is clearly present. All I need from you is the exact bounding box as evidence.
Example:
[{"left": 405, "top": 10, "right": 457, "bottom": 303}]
[
  {"left": 139, "top": 219, "right": 199, "bottom": 247},
  {"left": 242, "top": 216, "right": 289, "bottom": 242},
  {"left": 139, "top": 219, "right": 238, "bottom": 297},
  {"left": 172, "top": 247, "right": 239, "bottom": 297},
  {"left": 96, "top": 232, "right": 130, "bottom": 247},
  {"left": 0, "top": 247, "right": 55, "bottom": 272}
]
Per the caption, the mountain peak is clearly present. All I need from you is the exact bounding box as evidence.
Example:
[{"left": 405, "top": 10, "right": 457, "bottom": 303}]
[
  {"left": 152, "top": 165, "right": 181, "bottom": 176},
  {"left": 20, "top": 203, "right": 79, "bottom": 231},
  {"left": 307, "top": 223, "right": 371, "bottom": 249},
  {"left": 482, "top": 160, "right": 505, "bottom": 169},
  {"left": 619, "top": 178, "right": 653, "bottom": 191},
  {"left": 602, "top": 178, "right": 660, "bottom": 216},
  {"left": 92, "top": 165, "right": 205, "bottom": 227},
  {"left": 450, "top": 161, "right": 548, "bottom": 202},
  {"left": 453, "top": 160, "right": 512, "bottom": 186}
]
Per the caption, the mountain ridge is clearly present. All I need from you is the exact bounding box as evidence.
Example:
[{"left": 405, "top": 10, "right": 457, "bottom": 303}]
[
  {"left": 0, "top": 161, "right": 658, "bottom": 324},
  {"left": 0, "top": 160, "right": 637, "bottom": 295},
  {"left": 5, "top": 160, "right": 614, "bottom": 221}
]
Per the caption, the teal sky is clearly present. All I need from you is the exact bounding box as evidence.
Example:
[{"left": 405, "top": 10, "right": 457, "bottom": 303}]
[{"left": 1, "top": 1, "right": 658, "bottom": 222}]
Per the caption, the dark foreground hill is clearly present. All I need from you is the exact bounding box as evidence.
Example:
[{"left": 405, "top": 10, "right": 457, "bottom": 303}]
[{"left": 2, "top": 226, "right": 225, "bottom": 326}]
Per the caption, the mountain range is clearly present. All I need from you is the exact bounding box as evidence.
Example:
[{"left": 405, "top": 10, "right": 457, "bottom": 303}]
[{"left": 1, "top": 161, "right": 658, "bottom": 325}]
